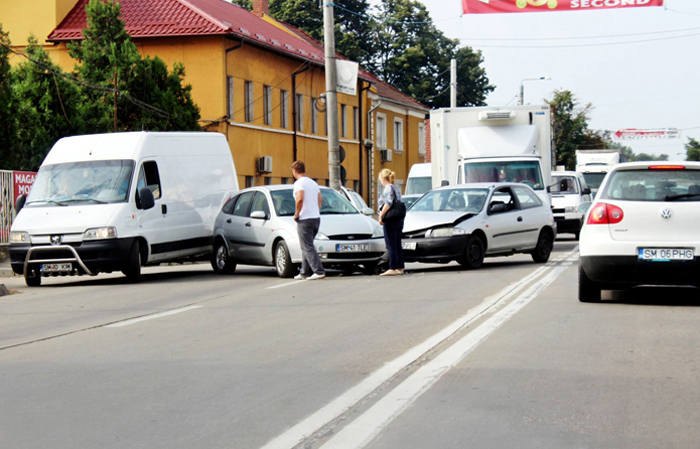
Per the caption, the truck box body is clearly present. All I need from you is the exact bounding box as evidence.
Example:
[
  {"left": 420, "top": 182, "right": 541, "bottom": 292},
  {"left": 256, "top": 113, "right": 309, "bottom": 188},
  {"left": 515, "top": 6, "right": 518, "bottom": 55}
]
[
  {"left": 575, "top": 149, "right": 624, "bottom": 195},
  {"left": 9, "top": 132, "right": 238, "bottom": 283},
  {"left": 430, "top": 105, "right": 553, "bottom": 205}
]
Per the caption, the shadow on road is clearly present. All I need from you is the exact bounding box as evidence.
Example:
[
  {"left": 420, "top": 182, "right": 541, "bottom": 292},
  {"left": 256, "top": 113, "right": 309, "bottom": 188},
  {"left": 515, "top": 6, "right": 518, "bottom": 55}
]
[{"left": 605, "top": 286, "right": 700, "bottom": 306}]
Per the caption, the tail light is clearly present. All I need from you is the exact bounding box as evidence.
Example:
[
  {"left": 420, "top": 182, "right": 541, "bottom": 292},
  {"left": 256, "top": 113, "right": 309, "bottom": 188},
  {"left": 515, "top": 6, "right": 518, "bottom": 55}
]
[{"left": 587, "top": 203, "right": 624, "bottom": 225}]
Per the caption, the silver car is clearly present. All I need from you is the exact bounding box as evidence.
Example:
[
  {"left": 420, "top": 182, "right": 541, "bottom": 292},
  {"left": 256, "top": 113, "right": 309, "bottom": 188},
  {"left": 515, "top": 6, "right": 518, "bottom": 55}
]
[
  {"left": 212, "top": 185, "right": 386, "bottom": 277},
  {"left": 402, "top": 183, "right": 556, "bottom": 269}
]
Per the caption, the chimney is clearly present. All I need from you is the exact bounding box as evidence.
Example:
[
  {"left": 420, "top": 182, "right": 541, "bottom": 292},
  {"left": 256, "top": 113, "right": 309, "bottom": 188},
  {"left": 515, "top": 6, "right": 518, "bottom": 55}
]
[{"left": 253, "top": 0, "right": 269, "bottom": 17}]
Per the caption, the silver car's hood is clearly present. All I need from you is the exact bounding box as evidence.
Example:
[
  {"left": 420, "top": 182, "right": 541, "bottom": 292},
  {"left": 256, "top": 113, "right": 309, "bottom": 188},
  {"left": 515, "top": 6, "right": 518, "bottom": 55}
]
[
  {"left": 403, "top": 211, "right": 475, "bottom": 233},
  {"left": 278, "top": 214, "right": 379, "bottom": 235}
]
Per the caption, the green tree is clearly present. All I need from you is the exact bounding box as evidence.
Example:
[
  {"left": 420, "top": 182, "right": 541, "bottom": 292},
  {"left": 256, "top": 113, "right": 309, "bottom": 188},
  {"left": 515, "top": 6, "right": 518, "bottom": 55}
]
[
  {"left": 629, "top": 152, "right": 669, "bottom": 162},
  {"left": 547, "top": 90, "right": 593, "bottom": 170},
  {"left": 0, "top": 25, "right": 14, "bottom": 169},
  {"left": 229, "top": 0, "right": 252, "bottom": 10},
  {"left": 11, "top": 36, "right": 87, "bottom": 170},
  {"left": 686, "top": 137, "right": 700, "bottom": 161}
]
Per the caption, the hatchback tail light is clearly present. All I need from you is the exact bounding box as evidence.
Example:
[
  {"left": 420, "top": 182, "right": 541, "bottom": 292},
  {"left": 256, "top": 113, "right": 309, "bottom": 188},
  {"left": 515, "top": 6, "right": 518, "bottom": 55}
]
[{"left": 587, "top": 203, "right": 624, "bottom": 225}]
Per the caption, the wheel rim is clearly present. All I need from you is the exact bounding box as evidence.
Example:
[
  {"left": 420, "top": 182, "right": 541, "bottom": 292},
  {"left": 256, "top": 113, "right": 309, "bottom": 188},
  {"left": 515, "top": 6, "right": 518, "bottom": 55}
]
[
  {"left": 216, "top": 245, "right": 227, "bottom": 270},
  {"left": 276, "top": 245, "right": 286, "bottom": 273},
  {"left": 469, "top": 240, "right": 482, "bottom": 263},
  {"left": 538, "top": 235, "right": 551, "bottom": 256}
]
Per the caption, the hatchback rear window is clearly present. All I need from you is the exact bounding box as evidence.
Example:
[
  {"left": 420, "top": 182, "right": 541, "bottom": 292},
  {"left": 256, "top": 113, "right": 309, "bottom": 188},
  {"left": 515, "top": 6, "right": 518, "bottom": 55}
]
[{"left": 600, "top": 169, "right": 700, "bottom": 202}]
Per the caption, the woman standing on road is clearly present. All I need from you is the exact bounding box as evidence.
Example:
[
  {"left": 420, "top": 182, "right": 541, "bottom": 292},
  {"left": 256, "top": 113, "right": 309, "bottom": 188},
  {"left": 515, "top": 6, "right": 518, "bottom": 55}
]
[{"left": 378, "top": 169, "right": 405, "bottom": 276}]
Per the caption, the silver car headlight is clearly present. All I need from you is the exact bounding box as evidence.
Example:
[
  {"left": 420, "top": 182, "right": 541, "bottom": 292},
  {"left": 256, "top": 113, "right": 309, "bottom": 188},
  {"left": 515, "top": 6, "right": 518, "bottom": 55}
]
[
  {"left": 426, "top": 227, "right": 466, "bottom": 238},
  {"left": 316, "top": 233, "right": 330, "bottom": 240},
  {"left": 372, "top": 226, "right": 384, "bottom": 238},
  {"left": 84, "top": 227, "right": 117, "bottom": 241},
  {"left": 10, "top": 231, "right": 30, "bottom": 244}
]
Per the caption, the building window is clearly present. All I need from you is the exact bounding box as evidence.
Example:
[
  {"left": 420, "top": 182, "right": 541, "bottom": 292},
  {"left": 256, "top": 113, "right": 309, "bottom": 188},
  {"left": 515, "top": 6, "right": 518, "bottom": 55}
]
[
  {"left": 353, "top": 107, "right": 359, "bottom": 140},
  {"left": 295, "top": 94, "right": 304, "bottom": 132},
  {"left": 227, "top": 76, "right": 234, "bottom": 119},
  {"left": 281, "top": 177, "right": 289, "bottom": 185},
  {"left": 281, "top": 90, "right": 289, "bottom": 129},
  {"left": 394, "top": 118, "right": 404, "bottom": 153},
  {"left": 341, "top": 104, "right": 347, "bottom": 138},
  {"left": 325, "top": 179, "right": 330, "bottom": 187},
  {"left": 244, "top": 81, "right": 254, "bottom": 123},
  {"left": 311, "top": 97, "right": 318, "bottom": 134},
  {"left": 263, "top": 85, "right": 272, "bottom": 126},
  {"left": 353, "top": 180, "right": 360, "bottom": 192},
  {"left": 264, "top": 177, "right": 272, "bottom": 185},
  {"left": 376, "top": 114, "right": 387, "bottom": 149},
  {"left": 418, "top": 123, "right": 426, "bottom": 156},
  {"left": 245, "top": 176, "right": 254, "bottom": 188}
]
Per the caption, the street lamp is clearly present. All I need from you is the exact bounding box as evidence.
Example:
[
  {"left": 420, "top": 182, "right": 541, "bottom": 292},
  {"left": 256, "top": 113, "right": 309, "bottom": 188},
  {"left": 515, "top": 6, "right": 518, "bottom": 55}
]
[{"left": 519, "top": 77, "right": 551, "bottom": 105}]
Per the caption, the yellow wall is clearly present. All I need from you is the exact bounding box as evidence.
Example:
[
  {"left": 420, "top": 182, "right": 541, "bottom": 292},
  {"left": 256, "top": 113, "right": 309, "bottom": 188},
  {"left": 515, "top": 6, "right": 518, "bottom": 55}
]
[{"left": 0, "top": 0, "right": 75, "bottom": 46}]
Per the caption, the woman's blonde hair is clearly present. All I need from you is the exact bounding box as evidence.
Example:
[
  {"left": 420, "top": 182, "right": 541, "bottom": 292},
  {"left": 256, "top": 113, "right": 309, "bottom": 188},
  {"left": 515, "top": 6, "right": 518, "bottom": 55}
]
[{"left": 379, "top": 168, "right": 395, "bottom": 184}]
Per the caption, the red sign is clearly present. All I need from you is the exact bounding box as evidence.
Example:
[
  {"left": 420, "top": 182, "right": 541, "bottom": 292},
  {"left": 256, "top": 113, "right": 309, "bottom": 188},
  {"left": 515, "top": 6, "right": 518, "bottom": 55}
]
[
  {"left": 13, "top": 171, "right": 37, "bottom": 201},
  {"left": 462, "top": 0, "right": 664, "bottom": 14},
  {"left": 613, "top": 128, "right": 680, "bottom": 140}
]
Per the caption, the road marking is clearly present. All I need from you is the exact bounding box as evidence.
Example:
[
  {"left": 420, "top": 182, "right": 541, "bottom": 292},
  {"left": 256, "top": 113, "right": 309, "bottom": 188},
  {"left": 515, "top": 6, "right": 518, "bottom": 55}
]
[
  {"left": 319, "top": 261, "right": 571, "bottom": 449},
  {"left": 106, "top": 305, "right": 202, "bottom": 328},
  {"left": 259, "top": 249, "right": 577, "bottom": 449},
  {"left": 266, "top": 281, "right": 301, "bottom": 290}
]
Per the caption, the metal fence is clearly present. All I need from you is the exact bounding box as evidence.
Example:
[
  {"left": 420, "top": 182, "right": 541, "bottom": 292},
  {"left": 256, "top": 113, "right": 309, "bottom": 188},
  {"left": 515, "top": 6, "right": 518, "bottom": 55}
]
[{"left": 1, "top": 170, "right": 15, "bottom": 244}]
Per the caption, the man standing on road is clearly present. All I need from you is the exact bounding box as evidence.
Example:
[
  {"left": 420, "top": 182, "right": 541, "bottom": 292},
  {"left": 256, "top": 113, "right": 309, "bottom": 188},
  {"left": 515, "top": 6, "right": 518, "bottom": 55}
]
[{"left": 292, "top": 161, "right": 326, "bottom": 280}]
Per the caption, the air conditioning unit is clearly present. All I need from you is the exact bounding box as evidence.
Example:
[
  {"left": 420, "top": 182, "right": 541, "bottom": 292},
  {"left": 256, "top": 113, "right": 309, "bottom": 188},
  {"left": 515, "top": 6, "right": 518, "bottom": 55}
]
[
  {"left": 257, "top": 156, "right": 272, "bottom": 174},
  {"left": 478, "top": 110, "right": 516, "bottom": 121},
  {"left": 380, "top": 149, "right": 392, "bottom": 163}
]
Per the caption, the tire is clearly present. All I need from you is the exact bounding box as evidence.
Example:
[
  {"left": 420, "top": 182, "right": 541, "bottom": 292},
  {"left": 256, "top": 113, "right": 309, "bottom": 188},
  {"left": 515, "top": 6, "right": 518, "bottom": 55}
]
[
  {"left": 25, "top": 269, "right": 41, "bottom": 287},
  {"left": 211, "top": 240, "right": 236, "bottom": 274},
  {"left": 573, "top": 231, "right": 580, "bottom": 241},
  {"left": 275, "top": 240, "right": 297, "bottom": 278},
  {"left": 362, "top": 262, "right": 382, "bottom": 276},
  {"left": 457, "top": 235, "right": 485, "bottom": 269},
  {"left": 122, "top": 240, "right": 142, "bottom": 283},
  {"left": 579, "top": 264, "right": 602, "bottom": 303},
  {"left": 531, "top": 229, "right": 554, "bottom": 263}
]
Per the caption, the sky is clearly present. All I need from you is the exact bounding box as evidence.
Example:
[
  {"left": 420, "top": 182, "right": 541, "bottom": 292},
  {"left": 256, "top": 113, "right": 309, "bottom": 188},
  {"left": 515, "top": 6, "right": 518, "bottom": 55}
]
[{"left": 366, "top": 0, "right": 700, "bottom": 161}]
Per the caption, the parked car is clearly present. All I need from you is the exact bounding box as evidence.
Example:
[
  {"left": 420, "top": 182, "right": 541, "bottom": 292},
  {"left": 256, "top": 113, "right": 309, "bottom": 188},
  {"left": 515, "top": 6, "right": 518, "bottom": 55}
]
[
  {"left": 401, "top": 183, "right": 556, "bottom": 268},
  {"left": 212, "top": 185, "right": 386, "bottom": 277},
  {"left": 550, "top": 171, "right": 592, "bottom": 240},
  {"left": 339, "top": 186, "right": 374, "bottom": 215},
  {"left": 578, "top": 162, "right": 700, "bottom": 302},
  {"left": 9, "top": 132, "right": 238, "bottom": 286}
]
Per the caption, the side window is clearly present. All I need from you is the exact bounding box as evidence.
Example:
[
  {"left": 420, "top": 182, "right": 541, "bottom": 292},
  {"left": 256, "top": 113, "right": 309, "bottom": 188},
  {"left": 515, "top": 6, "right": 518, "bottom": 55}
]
[
  {"left": 221, "top": 197, "right": 236, "bottom": 215},
  {"left": 489, "top": 188, "right": 518, "bottom": 213},
  {"left": 138, "top": 161, "right": 161, "bottom": 199},
  {"left": 250, "top": 192, "right": 271, "bottom": 217},
  {"left": 513, "top": 186, "right": 543, "bottom": 209},
  {"left": 233, "top": 191, "right": 255, "bottom": 217}
]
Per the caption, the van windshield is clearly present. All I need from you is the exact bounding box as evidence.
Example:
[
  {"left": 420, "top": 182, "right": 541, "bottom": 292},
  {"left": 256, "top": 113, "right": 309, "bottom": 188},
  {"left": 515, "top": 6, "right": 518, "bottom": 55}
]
[
  {"left": 26, "top": 160, "right": 135, "bottom": 207},
  {"left": 405, "top": 176, "right": 432, "bottom": 195},
  {"left": 551, "top": 176, "right": 579, "bottom": 194},
  {"left": 463, "top": 161, "right": 543, "bottom": 190}
]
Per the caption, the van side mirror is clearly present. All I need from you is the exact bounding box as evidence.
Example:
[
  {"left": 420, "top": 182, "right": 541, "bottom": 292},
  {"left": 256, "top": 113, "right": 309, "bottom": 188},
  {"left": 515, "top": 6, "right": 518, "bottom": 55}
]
[
  {"left": 441, "top": 180, "right": 449, "bottom": 187},
  {"left": 250, "top": 210, "right": 268, "bottom": 220},
  {"left": 582, "top": 187, "right": 592, "bottom": 195},
  {"left": 362, "top": 207, "right": 374, "bottom": 216},
  {"left": 138, "top": 187, "right": 155, "bottom": 210},
  {"left": 15, "top": 194, "right": 26, "bottom": 213}
]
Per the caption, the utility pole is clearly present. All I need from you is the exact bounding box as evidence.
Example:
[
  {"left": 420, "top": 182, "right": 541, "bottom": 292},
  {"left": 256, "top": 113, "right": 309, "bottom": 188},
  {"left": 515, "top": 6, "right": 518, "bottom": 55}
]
[
  {"left": 450, "top": 58, "right": 457, "bottom": 109},
  {"left": 323, "top": 1, "right": 341, "bottom": 191}
]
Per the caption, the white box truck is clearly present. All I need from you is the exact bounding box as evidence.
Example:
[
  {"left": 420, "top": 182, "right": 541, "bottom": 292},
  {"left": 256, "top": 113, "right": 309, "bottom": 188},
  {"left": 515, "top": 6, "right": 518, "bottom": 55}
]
[
  {"left": 9, "top": 132, "right": 238, "bottom": 286},
  {"left": 430, "top": 105, "right": 554, "bottom": 206},
  {"left": 575, "top": 149, "right": 623, "bottom": 197}
]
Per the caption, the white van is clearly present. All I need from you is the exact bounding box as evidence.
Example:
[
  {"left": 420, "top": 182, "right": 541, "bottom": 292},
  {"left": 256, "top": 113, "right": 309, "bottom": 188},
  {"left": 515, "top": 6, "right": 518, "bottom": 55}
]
[
  {"left": 405, "top": 163, "right": 432, "bottom": 196},
  {"left": 9, "top": 132, "right": 238, "bottom": 286},
  {"left": 550, "top": 171, "right": 591, "bottom": 240}
]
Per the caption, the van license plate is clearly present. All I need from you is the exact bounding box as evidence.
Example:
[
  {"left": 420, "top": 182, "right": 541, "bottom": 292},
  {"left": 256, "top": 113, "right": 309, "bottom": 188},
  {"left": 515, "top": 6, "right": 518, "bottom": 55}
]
[
  {"left": 402, "top": 242, "right": 417, "bottom": 250},
  {"left": 40, "top": 263, "right": 72, "bottom": 273},
  {"left": 638, "top": 248, "right": 694, "bottom": 262},
  {"left": 336, "top": 244, "right": 369, "bottom": 253}
]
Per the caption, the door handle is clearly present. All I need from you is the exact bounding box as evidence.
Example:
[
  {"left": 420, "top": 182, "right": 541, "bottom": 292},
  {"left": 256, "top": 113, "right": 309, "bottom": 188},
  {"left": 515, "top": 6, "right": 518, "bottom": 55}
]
[
  {"left": 226, "top": 218, "right": 232, "bottom": 224},
  {"left": 161, "top": 204, "right": 167, "bottom": 215},
  {"left": 517, "top": 216, "right": 523, "bottom": 222},
  {"left": 245, "top": 222, "right": 252, "bottom": 227}
]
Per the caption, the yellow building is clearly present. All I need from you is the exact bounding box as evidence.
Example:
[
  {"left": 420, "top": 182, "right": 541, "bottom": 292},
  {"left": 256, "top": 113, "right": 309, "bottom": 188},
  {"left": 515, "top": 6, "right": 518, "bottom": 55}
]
[{"left": 0, "top": 0, "right": 427, "bottom": 206}]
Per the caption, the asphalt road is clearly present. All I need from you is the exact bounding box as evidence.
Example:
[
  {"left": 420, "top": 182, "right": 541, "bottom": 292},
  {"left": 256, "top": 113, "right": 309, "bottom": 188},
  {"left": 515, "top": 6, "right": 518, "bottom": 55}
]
[{"left": 2, "top": 240, "right": 700, "bottom": 449}]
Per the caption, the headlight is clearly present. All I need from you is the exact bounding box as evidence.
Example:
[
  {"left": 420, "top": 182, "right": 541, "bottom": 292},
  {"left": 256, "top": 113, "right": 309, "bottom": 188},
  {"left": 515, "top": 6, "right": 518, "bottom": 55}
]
[
  {"left": 427, "top": 227, "right": 465, "bottom": 238},
  {"left": 84, "top": 227, "right": 117, "bottom": 240},
  {"left": 565, "top": 206, "right": 576, "bottom": 213},
  {"left": 372, "top": 226, "right": 384, "bottom": 238},
  {"left": 316, "top": 233, "right": 330, "bottom": 240},
  {"left": 10, "top": 231, "right": 30, "bottom": 244}
]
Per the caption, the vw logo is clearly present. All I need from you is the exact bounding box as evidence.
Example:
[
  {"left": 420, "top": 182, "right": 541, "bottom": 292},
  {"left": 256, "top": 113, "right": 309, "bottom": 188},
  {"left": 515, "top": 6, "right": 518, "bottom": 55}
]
[
  {"left": 50, "top": 235, "right": 63, "bottom": 246},
  {"left": 660, "top": 208, "right": 672, "bottom": 220}
]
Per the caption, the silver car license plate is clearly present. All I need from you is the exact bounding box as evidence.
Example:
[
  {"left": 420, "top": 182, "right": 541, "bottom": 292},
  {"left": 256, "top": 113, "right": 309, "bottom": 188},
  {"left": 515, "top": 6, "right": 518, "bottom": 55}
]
[
  {"left": 638, "top": 248, "right": 694, "bottom": 262},
  {"left": 336, "top": 244, "right": 369, "bottom": 253},
  {"left": 40, "top": 263, "right": 72, "bottom": 273},
  {"left": 402, "top": 242, "right": 417, "bottom": 250}
]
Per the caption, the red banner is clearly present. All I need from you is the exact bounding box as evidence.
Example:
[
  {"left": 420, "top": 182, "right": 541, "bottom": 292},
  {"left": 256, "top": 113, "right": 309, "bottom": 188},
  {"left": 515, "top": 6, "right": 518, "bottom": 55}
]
[
  {"left": 13, "top": 171, "right": 36, "bottom": 201},
  {"left": 462, "top": 0, "right": 664, "bottom": 14}
]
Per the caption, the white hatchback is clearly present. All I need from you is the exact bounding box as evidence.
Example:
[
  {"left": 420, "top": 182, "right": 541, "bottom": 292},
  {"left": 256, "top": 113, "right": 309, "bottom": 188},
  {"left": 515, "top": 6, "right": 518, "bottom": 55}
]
[{"left": 578, "top": 162, "right": 700, "bottom": 302}]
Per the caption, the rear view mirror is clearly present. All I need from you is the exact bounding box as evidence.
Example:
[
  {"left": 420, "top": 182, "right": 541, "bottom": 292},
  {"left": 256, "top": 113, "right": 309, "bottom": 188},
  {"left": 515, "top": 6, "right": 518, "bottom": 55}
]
[
  {"left": 577, "top": 202, "right": 592, "bottom": 214},
  {"left": 250, "top": 210, "right": 268, "bottom": 220},
  {"left": 441, "top": 180, "right": 449, "bottom": 187},
  {"left": 582, "top": 187, "right": 592, "bottom": 195},
  {"left": 15, "top": 194, "right": 26, "bottom": 213},
  {"left": 362, "top": 207, "right": 374, "bottom": 216},
  {"left": 489, "top": 203, "right": 507, "bottom": 214},
  {"left": 138, "top": 187, "right": 155, "bottom": 210}
]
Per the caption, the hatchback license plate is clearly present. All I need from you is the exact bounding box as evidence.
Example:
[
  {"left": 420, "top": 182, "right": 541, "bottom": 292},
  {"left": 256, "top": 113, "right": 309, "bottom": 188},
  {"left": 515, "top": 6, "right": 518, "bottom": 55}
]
[
  {"left": 40, "top": 263, "right": 72, "bottom": 273},
  {"left": 402, "top": 242, "right": 417, "bottom": 250},
  {"left": 638, "top": 248, "right": 694, "bottom": 262},
  {"left": 336, "top": 244, "right": 369, "bottom": 253}
]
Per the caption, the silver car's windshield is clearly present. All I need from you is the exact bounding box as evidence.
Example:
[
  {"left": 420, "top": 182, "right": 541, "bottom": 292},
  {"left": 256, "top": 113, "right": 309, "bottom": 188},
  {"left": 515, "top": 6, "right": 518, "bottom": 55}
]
[
  {"left": 270, "top": 188, "right": 359, "bottom": 216},
  {"left": 411, "top": 188, "right": 488, "bottom": 213},
  {"left": 26, "top": 160, "right": 134, "bottom": 206}
]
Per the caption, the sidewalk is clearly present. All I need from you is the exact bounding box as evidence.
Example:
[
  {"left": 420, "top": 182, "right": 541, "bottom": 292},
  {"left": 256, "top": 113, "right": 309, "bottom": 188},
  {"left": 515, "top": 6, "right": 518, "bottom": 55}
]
[{"left": 0, "top": 257, "right": 16, "bottom": 278}]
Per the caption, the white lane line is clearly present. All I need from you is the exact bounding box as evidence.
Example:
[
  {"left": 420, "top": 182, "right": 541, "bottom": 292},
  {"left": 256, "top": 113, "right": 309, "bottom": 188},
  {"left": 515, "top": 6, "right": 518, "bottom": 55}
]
[
  {"left": 106, "top": 305, "right": 202, "bottom": 328},
  {"left": 259, "top": 249, "right": 577, "bottom": 449},
  {"left": 266, "top": 281, "right": 301, "bottom": 290},
  {"left": 319, "top": 262, "right": 571, "bottom": 449}
]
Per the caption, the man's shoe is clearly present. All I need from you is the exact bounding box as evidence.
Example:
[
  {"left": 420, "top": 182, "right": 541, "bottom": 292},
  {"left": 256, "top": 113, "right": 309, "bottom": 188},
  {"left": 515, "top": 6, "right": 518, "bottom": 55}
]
[
  {"left": 294, "top": 274, "right": 307, "bottom": 280},
  {"left": 307, "top": 273, "right": 326, "bottom": 280}
]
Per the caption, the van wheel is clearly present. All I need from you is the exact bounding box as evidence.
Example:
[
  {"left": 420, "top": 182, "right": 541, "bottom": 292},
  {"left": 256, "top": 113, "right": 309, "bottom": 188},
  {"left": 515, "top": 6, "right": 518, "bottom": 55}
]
[
  {"left": 579, "top": 264, "right": 602, "bottom": 303},
  {"left": 275, "top": 241, "right": 297, "bottom": 278},
  {"left": 573, "top": 231, "right": 580, "bottom": 241},
  {"left": 123, "top": 240, "right": 141, "bottom": 283},
  {"left": 531, "top": 229, "right": 553, "bottom": 263},
  {"left": 212, "top": 240, "right": 236, "bottom": 274},
  {"left": 25, "top": 269, "right": 41, "bottom": 287},
  {"left": 457, "top": 235, "right": 485, "bottom": 269}
]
